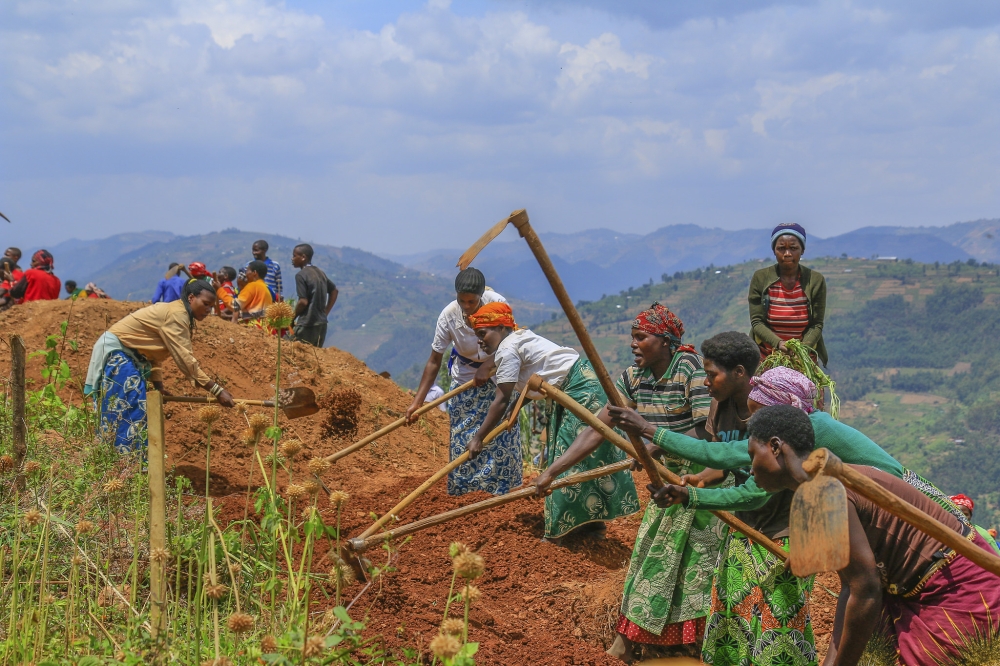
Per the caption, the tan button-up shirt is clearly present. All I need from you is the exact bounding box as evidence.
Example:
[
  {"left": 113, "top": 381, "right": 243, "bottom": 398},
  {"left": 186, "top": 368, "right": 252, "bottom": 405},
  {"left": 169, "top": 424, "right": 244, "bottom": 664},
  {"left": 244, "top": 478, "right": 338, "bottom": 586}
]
[{"left": 109, "top": 300, "right": 212, "bottom": 385}]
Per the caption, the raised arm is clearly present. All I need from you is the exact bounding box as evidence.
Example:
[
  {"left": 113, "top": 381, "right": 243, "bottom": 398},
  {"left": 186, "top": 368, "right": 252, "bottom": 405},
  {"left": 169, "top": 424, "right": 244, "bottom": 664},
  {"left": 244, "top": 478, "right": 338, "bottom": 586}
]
[
  {"left": 534, "top": 404, "right": 615, "bottom": 496},
  {"left": 651, "top": 427, "right": 752, "bottom": 469},
  {"left": 825, "top": 503, "right": 881, "bottom": 666},
  {"left": 406, "top": 350, "right": 445, "bottom": 423}
]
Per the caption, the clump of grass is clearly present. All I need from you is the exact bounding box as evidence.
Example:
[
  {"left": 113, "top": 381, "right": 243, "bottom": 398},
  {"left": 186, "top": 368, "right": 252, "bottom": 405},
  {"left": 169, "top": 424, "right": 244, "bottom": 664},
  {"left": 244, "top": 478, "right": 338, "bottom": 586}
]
[{"left": 759, "top": 338, "right": 841, "bottom": 418}]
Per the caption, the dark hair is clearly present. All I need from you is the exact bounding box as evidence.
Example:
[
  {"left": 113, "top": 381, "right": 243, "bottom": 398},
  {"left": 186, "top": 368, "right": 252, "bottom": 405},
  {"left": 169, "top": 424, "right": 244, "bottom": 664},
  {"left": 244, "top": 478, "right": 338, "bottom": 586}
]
[
  {"left": 219, "top": 266, "right": 237, "bottom": 281},
  {"left": 247, "top": 260, "right": 268, "bottom": 277},
  {"left": 294, "top": 243, "right": 314, "bottom": 261},
  {"left": 701, "top": 332, "right": 760, "bottom": 375},
  {"left": 747, "top": 405, "right": 815, "bottom": 456},
  {"left": 455, "top": 267, "right": 486, "bottom": 295},
  {"left": 0, "top": 257, "right": 15, "bottom": 271},
  {"left": 181, "top": 278, "right": 215, "bottom": 322},
  {"left": 65, "top": 280, "right": 78, "bottom": 290},
  {"left": 253, "top": 239, "right": 269, "bottom": 252},
  {"left": 6, "top": 248, "right": 21, "bottom": 260},
  {"left": 168, "top": 262, "right": 179, "bottom": 269}
]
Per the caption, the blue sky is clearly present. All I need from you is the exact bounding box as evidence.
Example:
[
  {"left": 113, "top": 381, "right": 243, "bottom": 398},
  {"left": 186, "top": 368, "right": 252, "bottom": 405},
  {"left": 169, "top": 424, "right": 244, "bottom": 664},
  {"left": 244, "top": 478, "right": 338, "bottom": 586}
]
[{"left": 2, "top": 0, "right": 998, "bottom": 255}]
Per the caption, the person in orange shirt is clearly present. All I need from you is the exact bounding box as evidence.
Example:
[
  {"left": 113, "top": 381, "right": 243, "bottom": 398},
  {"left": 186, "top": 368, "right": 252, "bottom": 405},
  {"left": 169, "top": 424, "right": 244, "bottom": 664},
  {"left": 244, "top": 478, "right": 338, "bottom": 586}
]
[{"left": 235, "top": 260, "right": 272, "bottom": 321}]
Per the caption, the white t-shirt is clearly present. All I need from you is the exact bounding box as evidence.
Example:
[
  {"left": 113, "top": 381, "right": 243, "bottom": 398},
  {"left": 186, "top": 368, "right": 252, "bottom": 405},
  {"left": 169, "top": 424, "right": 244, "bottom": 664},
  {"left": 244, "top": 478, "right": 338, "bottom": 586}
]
[
  {"left": 494, "top": 329, "right": 579, "bottom": 393},
  {"left": 431, "top": 289, "right": 507, "bottom": 384}
]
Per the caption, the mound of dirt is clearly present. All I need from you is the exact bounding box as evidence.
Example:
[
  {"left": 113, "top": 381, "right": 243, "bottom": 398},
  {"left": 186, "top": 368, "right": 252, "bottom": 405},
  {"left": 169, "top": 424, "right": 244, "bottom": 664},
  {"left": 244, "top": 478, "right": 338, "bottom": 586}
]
[{"left": 0, "top": 299, "right": 840, "bottom": 665}]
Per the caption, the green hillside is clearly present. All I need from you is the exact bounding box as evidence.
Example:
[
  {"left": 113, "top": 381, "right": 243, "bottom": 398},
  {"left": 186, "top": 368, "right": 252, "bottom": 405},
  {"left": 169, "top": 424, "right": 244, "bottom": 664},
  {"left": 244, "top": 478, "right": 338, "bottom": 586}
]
[{"left": 532, "top": 257, "right": 1000, "bottom": 528}]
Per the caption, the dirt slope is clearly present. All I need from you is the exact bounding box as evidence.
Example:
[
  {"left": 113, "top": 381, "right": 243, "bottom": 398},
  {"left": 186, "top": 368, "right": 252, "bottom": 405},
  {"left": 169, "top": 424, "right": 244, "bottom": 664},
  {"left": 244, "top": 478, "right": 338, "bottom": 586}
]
[{"left": 0, "top": 300, "right": 837, "bottom": 664}]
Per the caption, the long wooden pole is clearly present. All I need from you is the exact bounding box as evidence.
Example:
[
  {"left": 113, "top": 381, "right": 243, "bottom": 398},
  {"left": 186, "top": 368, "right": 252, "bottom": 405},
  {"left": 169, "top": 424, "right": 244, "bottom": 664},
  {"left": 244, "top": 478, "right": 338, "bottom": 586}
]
[
  {"left": 349, "top": 460, "right": 632, "bottom": 553},
  {"left": 147, "top": 390, "right": 168, "bottom": 639},
  {"left": 11, "top": 335, "right": 26, "bottom": 491},
  {"left": 505, "top": 211, "right": 664, "bottom": 489},
  {"left": 532, "top": 376, "right": 788, "bottom": 561},
  {"left": 322, "top": 379, "right": 475, "bottom": 465},
  {"left": 805, "top": 449, "right": 1000, "bottom": 577}
]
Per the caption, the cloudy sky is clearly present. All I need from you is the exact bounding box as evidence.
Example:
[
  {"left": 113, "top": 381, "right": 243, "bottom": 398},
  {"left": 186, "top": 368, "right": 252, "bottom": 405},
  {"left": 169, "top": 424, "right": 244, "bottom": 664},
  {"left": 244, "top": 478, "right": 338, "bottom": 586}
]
[{"left": 2, "top": 0, "right": 999, "bottom": 255}]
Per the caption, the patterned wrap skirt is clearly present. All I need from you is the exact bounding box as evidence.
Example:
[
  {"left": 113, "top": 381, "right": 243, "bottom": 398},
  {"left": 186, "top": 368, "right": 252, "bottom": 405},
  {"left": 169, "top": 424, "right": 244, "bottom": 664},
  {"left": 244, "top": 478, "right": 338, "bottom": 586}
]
[
  {"left": 702, "top": 534, "right": 816, "bottom": 666},
  {"left": 447, "top": 380, "right": 523, "bottom": 496},
  {"left": 543, "top": 359, "right": 640, "bottom": 538},
  {"left": 98, "top": 350, "right": 149, "bottom": 454}
]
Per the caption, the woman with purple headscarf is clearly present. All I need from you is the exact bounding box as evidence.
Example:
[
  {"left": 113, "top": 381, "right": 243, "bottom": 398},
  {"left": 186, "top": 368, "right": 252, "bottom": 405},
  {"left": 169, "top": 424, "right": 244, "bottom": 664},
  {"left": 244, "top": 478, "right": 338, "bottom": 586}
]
[{"left": 748, "top": 223, "right": 828, "bottom": 364}]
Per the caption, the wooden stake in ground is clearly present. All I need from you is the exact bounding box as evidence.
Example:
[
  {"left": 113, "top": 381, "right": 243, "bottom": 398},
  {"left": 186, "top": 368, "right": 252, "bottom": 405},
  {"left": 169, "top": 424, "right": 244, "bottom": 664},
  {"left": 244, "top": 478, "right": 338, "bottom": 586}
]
[
  {"left": 458, "top": 209, "right": 664, "bottom": 489},
  {"left": 11, "top": 335, "right": 26, "bottom": 491},
  {"left": 147, "top": 390, "right": 169, "bottom": 639}
]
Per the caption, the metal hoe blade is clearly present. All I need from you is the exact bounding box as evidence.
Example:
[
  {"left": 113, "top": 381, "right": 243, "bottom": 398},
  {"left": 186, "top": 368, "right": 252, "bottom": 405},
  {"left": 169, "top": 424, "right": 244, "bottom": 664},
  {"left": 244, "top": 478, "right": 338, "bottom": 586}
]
[
  {"left": 789, "top": 474, "right": 850, "bottom": 576},
  {"left": 457, "top": 214, "right": 515, "bottom": 270}
]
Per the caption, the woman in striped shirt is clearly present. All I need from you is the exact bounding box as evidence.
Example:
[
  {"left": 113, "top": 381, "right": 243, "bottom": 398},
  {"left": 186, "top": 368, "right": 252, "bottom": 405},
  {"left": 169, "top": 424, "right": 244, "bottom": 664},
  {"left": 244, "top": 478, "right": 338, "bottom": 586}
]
[{"left": 748, "top": 223, "right": 828, "bottom": 365}]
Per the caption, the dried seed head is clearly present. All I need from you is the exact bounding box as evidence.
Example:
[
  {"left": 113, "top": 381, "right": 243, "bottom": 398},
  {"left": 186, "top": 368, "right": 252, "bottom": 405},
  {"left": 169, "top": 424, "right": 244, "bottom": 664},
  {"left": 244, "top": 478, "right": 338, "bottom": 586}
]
[
  {"left": 24, "top": 460, "right": 41, "bottom": 475},
  {"left": 72, "top": 554, "right": 85, "bottom": 566},
  {"left": 300, "top": 505, "right": 316, "bottom": 521},
  {"left": 266, "top": 301, "right": 295, "bottom": 329},
  {"left": 458, "top": 585, "right": 481, "bottom": 604},
  {"left": 248, "top": 413, "right": 270, "bottom": 435},
  {"left": 103, "top": 478, "right": 125, "bottom": 494},
  {"left": 329, "top": 490, "right": 350, "bottom": 507},
  {"left": 263, "top": 452, "right": 285, "bottom": 467},
  {"left": 307, "top": 457, "right": 331, "bottom": 475},
  {"left": 150, "top": 547, "right": 171, "bottom": 563},
  {"left": 227, "top": 612, "right": 254, "bottom": 634},
  {"left": 429, "top": 632, "right": 461, "bottom": 659},
  {"left": 279, "top": 439, "right": 303, "bottom": 459},
  {"left": 23, "top": 508, "right": 42, "bottom": 527},
  {"left": 260, "top": 635, "right": 278, "bottom": 654},
  {"left": 449, "top": 542, "right": 469, "bottom": 558},
  {"left": 229, "top": 562, "right": 242, "bottom": 575},
  {"left": 198, "top": 405, "right": 222, "bottom": 424},
  {"left": 204, "top": 583, "right": 228, "bottom": 601},
  {"left": 330, "top": 562, "right": 356, "bottom": 587},
  {"left": 285, "top": 484, "right": 306, "bottom": 500},
  {"left": 303, "top": 635, "right": 326, "bottom": 658},
  {"left": 441, "top": 618, "right": 465, "bottom": 636},
  {"left": 75, "top": 519, "right": 95, "bottom": 536},
  {"left": 235, "top": 401, "right": 249, "bottom": 414},
  {"left": 453, "top": 551, "right": 485, "bottom": 580},
  {"left": 303, "top": 479, "right": 321, "bottom": 496},
  {"left": 240, "top": 428, "right": 257, "bottom": 447},
  {"left": 0, "top": 455, "right": 14, "bottom": 474}
]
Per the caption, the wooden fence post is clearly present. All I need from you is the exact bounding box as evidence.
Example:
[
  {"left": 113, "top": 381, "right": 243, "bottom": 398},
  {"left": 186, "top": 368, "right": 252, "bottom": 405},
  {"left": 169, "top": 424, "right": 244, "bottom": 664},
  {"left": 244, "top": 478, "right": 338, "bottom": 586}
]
[
  {"left": 147, "top": 390, "right": 168, "bottom": 640},
  {"left": 11, "top": 335, "right": 26, "bottom": 491}
]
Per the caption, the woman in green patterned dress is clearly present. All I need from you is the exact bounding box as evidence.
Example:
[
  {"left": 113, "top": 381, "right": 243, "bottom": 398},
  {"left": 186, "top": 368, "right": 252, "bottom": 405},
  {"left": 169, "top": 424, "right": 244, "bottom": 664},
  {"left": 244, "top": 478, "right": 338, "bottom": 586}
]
[
  {"left": 467, "top": 302, "right": 640, "bottom": 540},
  {"left": 536, "top": 302, "right": 719, "bottom": 662}
]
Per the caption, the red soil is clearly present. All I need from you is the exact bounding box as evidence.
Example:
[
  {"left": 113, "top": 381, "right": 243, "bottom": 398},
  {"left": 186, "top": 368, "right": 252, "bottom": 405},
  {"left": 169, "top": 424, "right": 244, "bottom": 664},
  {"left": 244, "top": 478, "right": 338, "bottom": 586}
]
[{"left": 0, "top": 300, "right": 838, "bottom": 664}]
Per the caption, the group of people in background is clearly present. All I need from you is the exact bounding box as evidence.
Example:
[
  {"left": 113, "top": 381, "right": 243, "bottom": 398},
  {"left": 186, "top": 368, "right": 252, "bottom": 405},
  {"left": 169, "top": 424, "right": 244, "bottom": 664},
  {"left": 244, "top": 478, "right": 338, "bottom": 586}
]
[{"left": 406, "top": 222, "right": 1000, "bottom": 666}]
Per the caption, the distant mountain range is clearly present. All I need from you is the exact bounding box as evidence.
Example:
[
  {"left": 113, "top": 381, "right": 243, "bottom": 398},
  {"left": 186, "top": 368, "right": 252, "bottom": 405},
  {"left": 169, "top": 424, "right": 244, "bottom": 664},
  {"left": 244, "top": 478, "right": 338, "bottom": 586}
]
[{"left": 382, "top": 219, "right": 1000, "bottom": 305}]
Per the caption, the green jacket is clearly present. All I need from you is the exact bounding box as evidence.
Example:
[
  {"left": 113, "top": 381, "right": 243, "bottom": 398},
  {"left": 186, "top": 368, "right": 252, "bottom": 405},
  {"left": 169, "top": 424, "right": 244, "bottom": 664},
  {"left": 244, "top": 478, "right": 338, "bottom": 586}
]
[{"left": 748, "top": 263, "right": 828, "bottom": 365}]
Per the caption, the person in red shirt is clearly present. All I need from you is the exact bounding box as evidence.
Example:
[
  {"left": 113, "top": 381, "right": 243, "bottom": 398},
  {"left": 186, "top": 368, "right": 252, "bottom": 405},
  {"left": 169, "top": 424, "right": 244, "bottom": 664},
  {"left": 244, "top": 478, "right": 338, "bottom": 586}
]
[{"left": 9, "top": 250, "right": 61, "bottom": 302}]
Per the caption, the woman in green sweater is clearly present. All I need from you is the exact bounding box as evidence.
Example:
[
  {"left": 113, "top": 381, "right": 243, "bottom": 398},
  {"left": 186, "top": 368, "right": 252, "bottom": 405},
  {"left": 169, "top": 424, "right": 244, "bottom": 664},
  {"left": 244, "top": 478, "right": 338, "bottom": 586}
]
[{"left": 749, "top": 223, "right": 828, "bottom": 364}]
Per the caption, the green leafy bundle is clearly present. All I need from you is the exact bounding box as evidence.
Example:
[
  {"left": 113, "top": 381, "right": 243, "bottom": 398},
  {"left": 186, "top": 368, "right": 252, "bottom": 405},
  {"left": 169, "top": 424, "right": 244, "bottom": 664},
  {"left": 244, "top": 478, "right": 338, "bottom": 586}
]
[{"left": 758, "top": 339, "right": 841, "bottom": 419}]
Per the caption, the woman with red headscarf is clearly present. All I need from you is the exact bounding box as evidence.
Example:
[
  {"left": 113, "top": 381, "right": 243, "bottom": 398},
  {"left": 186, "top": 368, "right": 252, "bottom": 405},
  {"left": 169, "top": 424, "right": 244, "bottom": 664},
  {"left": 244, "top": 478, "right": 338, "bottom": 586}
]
[
  {"left": 8, "top": 250, "right": 61, "bottom": 302},
  {"left": 468, "top": 302, "right": 639, "bottom": 543}
]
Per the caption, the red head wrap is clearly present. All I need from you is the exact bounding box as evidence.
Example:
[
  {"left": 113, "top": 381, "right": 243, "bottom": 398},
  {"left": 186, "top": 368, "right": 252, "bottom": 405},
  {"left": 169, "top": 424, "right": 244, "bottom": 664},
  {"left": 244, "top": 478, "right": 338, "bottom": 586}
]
[
  {"left": 32, "top": 249, "right": 54, "bottom": 271},
  {"left": 632, "top": 302, "right": 695, "bottom": 353},
  {"left": 467, "top": 302, "right": 517, "bottom": 330},
  {"left": 188, "top": 262, "right": 210, "bottom": 278},
  {"left": 950, "top": 494, "right": 974, "bottom": 512}
]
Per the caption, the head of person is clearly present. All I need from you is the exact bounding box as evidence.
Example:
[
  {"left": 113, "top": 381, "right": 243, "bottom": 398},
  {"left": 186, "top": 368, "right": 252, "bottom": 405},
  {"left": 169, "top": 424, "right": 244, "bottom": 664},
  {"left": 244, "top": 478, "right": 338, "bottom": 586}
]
[
  {"left": 950, "top": 494, "right": 974, "bottom": 520},
  {"left": 182, "top": 279, "right": 217, "bottom": 322},
  {"left": 252, "top": 240, "right": 269, "bottom": 261},
  {"left": 771, "top": 223, "right": 806, "bottom": 272},
  {"left": 454, "top": 267, "right": 487, "bottom": 317},
  {"left": 188, "top": 262, "right": 211, "bottom": 279},
  {"left": 246, "top": 260, "right": 268, "bottom": 282},
  {"left": 65, "top": 280, "right": 78, "bottom": 294},
  {"left": 217, "top": 266, "right": 237, "bottom": 283},
  {"left": 748, "top": 366, "right": 817, "bottom": 415},
  {"left": 292, "top": 244, "right": 313, "bottom": 269},
  {"left": 5, "top": 248, "right": 21, "bottom": 264},
  {"left": 469, "top": 303, "right": 517, "bottom": 354},
  {"left": 747, "top": 404, "right": 815, "bottom": 492},
  {"left": 167, "top": 262, "right": 179, "bottom": 271},
  {"left": 630, "top": 302, "right": 688, "bottom": 369},
  {"left": 700, "top": 332, "right": 760, "bottom": 401},
  {"left": 31, "top": 250, "right": 54, "bottom": 272}
]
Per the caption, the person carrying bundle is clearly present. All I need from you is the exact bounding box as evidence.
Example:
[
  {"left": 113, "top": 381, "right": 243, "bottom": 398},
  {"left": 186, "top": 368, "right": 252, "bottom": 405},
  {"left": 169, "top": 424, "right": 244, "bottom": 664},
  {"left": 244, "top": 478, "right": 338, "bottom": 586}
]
[
  {"left": 83, "top": 279, "right": 235, "bottom": 453},
  {"left": 405, "top": 268, "right": 522, "bottom": 496},
  {"left": 468, "top": 301, "right": 638, "bottom": 539},
  {"left": 729, "top": 405, "right": 1000, "bottom": 666}
]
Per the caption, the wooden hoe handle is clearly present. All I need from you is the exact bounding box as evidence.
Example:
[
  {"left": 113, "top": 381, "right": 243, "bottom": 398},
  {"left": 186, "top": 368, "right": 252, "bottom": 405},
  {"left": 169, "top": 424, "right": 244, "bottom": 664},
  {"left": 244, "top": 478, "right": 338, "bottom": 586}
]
[
  {"left": 804, "top": 449, "right": 1000, "bottom": 578},
  {"left": 534, "top": 376, "right": 788, "bottom": 561}
]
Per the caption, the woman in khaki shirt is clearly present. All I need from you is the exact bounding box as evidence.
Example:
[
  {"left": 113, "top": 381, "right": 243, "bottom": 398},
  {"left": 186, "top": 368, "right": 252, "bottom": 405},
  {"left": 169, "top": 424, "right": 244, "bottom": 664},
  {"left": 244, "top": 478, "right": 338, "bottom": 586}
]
[{"left": 84, "top": 280, "right": 234, "bottom": 453}]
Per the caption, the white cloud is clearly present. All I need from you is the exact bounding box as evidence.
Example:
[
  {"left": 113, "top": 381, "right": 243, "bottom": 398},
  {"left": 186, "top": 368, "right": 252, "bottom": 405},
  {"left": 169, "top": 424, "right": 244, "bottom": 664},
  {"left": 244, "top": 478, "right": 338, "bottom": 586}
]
[
  {"left": 751, "top": 73, "right": 858, "bottom": 137},
  {"left": 171, "top": 0, "right": 323, "bottom": 49}
]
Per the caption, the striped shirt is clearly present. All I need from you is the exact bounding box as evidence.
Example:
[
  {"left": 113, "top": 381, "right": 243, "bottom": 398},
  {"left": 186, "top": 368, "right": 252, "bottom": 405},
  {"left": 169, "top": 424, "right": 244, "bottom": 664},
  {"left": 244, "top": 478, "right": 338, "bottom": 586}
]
[
  {"left": 614, "top": 352, "right": 711, "bottom": 434},
  {"left": 246, "top": 257, "right": 283, "bottom": 300},
  {"left": 766, "top": 280, "right": 809, "bottom": 341}
]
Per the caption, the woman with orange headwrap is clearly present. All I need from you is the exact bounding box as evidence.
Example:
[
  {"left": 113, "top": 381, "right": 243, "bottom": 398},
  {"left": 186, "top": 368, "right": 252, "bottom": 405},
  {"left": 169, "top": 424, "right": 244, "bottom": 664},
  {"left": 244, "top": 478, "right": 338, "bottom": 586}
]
[{"left": 469, "top": 302, "right": 639, "bottom": 543}]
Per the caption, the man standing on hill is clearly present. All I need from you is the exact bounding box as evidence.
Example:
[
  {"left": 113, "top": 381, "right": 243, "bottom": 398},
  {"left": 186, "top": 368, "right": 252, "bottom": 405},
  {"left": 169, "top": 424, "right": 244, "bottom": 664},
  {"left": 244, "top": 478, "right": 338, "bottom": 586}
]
[
  {"left": 9, "top": 250, "right": 61, "bottom": 302},
  {"left": 249, "top": 239, "right": 282, "bottom": 301},
  {"left": 153, "top": 263, "right": 186, "bottom": 303},
  {"left": 290, "top": 244, "right": 338, "bottom": 347}
]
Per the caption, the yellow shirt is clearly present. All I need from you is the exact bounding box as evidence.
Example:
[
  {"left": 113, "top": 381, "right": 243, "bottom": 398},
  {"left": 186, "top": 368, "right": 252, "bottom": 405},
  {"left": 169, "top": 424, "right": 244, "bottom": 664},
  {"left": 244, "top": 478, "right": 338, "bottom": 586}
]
[
  {"left": 237, "top": 279, "right": 273, "bottom": 315},
  {"left": 108, "top": 300, "right": 212, "bottom": 384}
]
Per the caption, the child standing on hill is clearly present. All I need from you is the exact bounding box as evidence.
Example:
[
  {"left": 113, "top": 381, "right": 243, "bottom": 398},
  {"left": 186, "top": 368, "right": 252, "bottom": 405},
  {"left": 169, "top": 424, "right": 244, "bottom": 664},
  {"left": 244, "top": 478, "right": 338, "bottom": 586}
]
[{"left": 213, "top": 266, "right": 238, "bottom": 317}]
